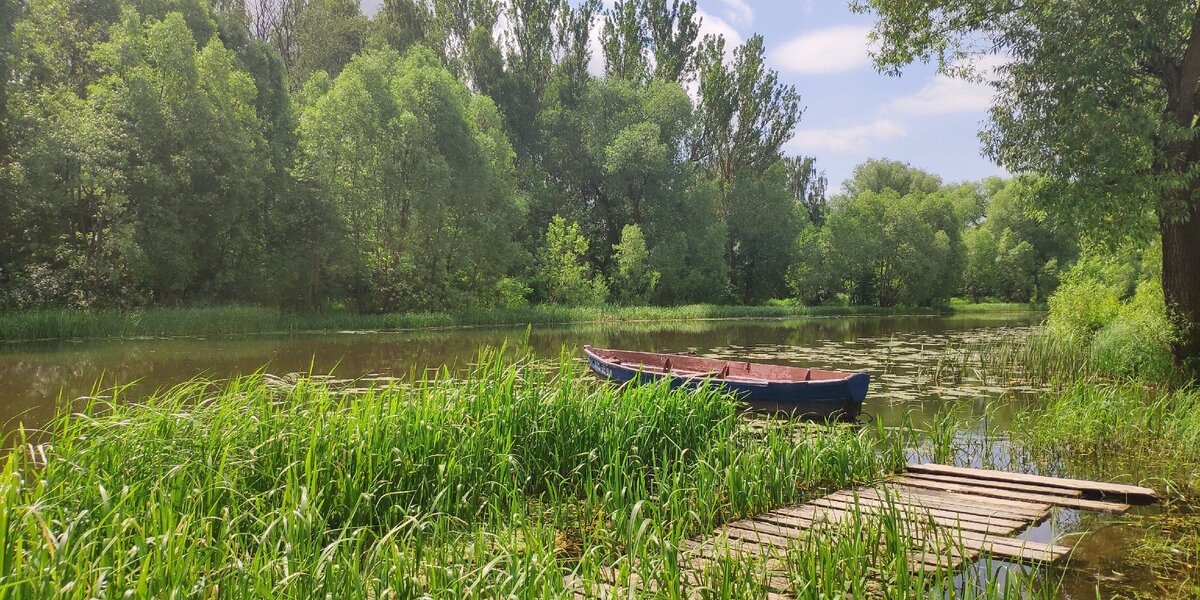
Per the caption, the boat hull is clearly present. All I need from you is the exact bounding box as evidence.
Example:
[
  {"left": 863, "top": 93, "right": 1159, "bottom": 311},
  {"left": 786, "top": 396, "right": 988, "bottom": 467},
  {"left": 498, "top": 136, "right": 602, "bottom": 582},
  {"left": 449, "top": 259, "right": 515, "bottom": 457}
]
[{"left": 584, "top": 348, "right": 868, "bottom": 420}]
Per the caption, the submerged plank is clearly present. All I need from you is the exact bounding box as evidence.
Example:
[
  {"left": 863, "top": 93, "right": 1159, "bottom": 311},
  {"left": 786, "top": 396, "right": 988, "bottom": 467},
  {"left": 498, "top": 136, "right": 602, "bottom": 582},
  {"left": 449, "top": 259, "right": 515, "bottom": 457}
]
[{"left": 906, "top": 463, "right": 1158, "bottom": 501}]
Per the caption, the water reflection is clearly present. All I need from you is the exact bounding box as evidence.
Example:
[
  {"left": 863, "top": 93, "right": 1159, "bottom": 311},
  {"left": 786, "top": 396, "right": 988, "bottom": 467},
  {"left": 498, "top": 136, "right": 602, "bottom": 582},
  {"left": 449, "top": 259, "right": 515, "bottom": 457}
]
[{"left": 0, "top": 313, "right": 1041, "bottom": 432}]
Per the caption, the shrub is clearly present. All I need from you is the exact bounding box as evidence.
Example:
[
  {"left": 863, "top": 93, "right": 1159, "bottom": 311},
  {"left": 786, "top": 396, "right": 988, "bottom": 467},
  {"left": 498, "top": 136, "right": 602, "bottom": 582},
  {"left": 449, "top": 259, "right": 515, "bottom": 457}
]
[{"left": 1090, "top": 281, "right": 1176, "bottom": 380}]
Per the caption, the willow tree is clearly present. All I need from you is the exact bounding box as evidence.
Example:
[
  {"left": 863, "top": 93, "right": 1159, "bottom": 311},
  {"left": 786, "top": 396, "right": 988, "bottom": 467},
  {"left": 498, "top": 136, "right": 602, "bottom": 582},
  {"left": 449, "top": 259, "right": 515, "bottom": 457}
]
[{"left": 855, "top": 0, "right": 1200, "bottom": 372}]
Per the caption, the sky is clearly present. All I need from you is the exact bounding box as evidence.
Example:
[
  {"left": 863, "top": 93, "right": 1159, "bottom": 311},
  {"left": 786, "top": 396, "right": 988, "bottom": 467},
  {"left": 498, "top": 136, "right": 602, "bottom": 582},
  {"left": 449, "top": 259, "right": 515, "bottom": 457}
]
[{"left": 358, "top": 0, "right": 1006, "bottom": 191}]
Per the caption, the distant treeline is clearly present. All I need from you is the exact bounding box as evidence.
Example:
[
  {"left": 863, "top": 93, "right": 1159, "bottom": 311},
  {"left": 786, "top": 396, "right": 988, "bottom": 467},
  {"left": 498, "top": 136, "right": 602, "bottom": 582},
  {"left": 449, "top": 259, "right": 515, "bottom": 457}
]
[{"left": 0, "top": 0, "right": 1074, "bottom": 312}]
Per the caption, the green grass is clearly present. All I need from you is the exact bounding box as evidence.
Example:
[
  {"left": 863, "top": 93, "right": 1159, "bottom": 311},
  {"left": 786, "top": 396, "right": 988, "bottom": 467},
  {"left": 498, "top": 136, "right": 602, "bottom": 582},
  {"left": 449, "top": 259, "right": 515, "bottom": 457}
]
[
  {"left": 0, "top": 348, "right": 1060, "bottom": 598},
  {"left": 0, "top": 302, "right": 1038, "bottom": 342}
]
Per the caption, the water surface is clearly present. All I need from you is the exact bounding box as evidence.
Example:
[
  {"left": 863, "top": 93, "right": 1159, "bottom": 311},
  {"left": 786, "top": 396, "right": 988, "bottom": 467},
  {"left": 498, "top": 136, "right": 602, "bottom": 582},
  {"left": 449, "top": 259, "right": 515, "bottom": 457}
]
[{"left": 0, "top": 312, "right": 1167, "bottom": 597}]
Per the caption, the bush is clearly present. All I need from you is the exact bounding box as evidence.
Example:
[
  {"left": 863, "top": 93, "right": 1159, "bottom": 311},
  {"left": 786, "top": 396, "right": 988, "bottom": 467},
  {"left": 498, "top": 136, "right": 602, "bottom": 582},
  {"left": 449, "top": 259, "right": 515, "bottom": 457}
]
[
  {"left": 1046, "top": 278, "right": 1122, "bottom": 338},
  {"left": 1089, "top": 281, "right": 1175, "bottom": 380}
]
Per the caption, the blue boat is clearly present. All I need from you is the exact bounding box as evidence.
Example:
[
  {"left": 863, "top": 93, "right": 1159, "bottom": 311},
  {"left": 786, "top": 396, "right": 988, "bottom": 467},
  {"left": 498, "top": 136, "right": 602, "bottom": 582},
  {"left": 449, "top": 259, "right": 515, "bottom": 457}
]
[{"left": 583, "top": 345, "right": 869, "bottom": 420}]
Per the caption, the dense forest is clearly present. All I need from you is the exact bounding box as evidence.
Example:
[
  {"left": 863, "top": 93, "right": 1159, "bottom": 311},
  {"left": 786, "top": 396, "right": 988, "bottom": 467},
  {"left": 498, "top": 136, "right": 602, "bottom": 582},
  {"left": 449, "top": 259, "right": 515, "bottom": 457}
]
[{"left": 0, "top": 0, "right": 1075, "bottom": 312}]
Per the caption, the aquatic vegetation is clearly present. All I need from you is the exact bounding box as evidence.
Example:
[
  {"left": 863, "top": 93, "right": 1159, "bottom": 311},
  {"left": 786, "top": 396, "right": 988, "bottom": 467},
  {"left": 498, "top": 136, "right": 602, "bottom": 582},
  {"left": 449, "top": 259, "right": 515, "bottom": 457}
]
[
  {"left": 0, "top": 303, "right": 1020, "bottom": 342},
  {"left": 0, "top": 350, "right": 921, "bottom": 598}
]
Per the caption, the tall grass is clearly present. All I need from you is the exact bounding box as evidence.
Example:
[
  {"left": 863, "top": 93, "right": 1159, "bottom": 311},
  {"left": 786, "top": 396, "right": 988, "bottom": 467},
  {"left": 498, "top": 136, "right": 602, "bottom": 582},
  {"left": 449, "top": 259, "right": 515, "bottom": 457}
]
[
  {"left": 0, "top": 348, "right": 922, "bottom": 598},
  {"left": 1010, "top": 381, "right": 1200, "bottom": 469},
  {"left": 0, "top": 302, "right": 1029, "bottom": 341}
]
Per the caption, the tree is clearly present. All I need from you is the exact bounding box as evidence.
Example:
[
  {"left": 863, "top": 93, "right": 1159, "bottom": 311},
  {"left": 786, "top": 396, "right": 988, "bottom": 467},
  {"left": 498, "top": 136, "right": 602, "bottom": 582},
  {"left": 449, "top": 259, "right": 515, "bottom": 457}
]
[
  {"left": 611, "top": 224, "right": 658, "bottom": 304},
  {"left": 298, "top": 47, "right": 522, "bottom": 311},
  {"left": 642, "top": 0, "right": 699, "bottom": 83},
  {"left": 691, "top": 34, "right": 802, "bottom": 218},
  {"left": 290, "top": 0, "right": 366, "bottom": 87},
  {"left": 601, "top": 0, "right": 648, "bottom": 82},
  {"left": 784, "top": 155, "right": 828, "bottom": 226},
  {"left": 842, "top": 158, "right": 941, "bottom": 198},
  {"left": 727, "top": 162, "right": 802, "bottom": 304},
  {"left": 539, "top": 215, "right": 607, "bottom": 305},
  {"left": 856, "top": 0, "right": 1200, "bottom": 372}
]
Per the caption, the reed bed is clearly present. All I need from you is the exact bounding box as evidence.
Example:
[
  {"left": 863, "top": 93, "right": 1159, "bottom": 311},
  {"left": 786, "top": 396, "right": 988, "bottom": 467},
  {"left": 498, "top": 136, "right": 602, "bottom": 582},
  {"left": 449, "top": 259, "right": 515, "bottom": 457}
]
[
  {"left": 0, "top": 348, "right": 915, "bottom": 598},
  {"left": 0, "top": 347, "right": 1068, "bottom": 598}
]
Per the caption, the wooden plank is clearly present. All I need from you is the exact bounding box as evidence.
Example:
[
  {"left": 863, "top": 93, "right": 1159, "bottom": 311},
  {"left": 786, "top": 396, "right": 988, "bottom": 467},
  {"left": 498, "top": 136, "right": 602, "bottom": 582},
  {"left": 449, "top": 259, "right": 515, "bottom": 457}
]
[
  {"left": 891, "top": 475, "right": 1132, "bottom": 513},
  {"left": 724, "top": 519, "right": 806, "bottom": 541},
  {"left": 827, "top": 489, "right": 1031, "bottom": 526},
  {"left": 682, "top": 554, "right": 793, "bottom": 593},
  {"left": 884, "top": 484, "right": 1053, "bottom": 515},
  {"left": 815, "top": 494, "right": 1026, "bottom": 534},
  {"left": 834, "top": 488, "right": 1043, "bottom": 522},
  {"left": 731, "top": 507, "right": 964, "bottom": 574},
  {"left": 808, "top": 497, "right": 1020, "bottom": 536},
  {"left": 913, "top": 527, "right": 1071, "bottom": 563},
  {"left": 716, "top": 524, "right": 797, "bottom": 549},
  {"left": 902, "top": 472, "right": 1085, "bottom": 498},
  {"left": 906, "top": 463, "right": 1158, "bottom": 501}
]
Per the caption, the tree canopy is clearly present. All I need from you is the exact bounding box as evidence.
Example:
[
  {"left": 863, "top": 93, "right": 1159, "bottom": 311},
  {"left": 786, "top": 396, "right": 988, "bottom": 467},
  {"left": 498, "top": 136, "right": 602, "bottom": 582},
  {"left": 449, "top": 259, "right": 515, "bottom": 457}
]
[{"left": 855, "top": 0, "right": 1200, "bottom": 370}]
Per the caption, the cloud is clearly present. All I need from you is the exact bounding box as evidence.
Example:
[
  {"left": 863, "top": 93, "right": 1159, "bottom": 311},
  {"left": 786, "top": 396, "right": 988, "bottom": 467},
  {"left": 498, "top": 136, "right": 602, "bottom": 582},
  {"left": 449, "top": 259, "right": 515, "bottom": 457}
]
[
  {"left": 771, "top": 25, "right": 872, "bottom": 74},
  {"left": 695, "top": 8, "right": 742, "bottom": 47},
  {"left": 718, "top": 0, "right": 753, "bottom": 27},
  {"left": 883, "top": 77, "right": 994, "bottom": 116},
  {"left": 788, "top": 119, "right": 908, "bottom": 155},
  {"left": 882, "top": 54, "right": 1007, "bottom": 116}
]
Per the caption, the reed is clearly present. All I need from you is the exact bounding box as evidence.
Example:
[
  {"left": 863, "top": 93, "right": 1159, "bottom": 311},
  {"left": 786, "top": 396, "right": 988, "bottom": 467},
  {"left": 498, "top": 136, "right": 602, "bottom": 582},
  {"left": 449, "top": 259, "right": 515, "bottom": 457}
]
[{"left": 0, "top": 348, "right": 928, "bottom": 598}]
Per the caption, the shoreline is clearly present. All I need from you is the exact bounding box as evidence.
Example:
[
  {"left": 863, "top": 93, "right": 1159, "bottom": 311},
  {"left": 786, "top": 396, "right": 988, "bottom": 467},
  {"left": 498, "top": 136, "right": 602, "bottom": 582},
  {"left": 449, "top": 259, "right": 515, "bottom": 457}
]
[{"left": 0, "top": 302, "right": 1045, "bottom": 343}]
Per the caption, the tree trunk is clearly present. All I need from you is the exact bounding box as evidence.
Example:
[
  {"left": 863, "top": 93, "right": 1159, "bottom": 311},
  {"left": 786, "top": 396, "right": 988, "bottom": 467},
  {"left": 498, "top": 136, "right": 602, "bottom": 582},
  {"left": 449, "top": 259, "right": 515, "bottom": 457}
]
[{"left": 1161, "top": 199, "right": 1200, "bottom": 378}]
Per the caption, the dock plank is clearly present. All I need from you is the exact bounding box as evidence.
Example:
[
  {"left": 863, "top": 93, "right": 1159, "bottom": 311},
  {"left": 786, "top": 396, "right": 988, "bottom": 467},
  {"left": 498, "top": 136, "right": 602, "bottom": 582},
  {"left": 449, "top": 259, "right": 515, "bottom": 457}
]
[
  {"left": 906, "top": 463, "right": 1158, "bottom": 501},
  {"left": 567, "top": 463, "right": 1147, "bottom": 598},
  {"left": 892, "top": 475, "right": 1132, "bottom": 513},
  {"left": 902, "top": 472, "right": 1085, "bottom": 497}
]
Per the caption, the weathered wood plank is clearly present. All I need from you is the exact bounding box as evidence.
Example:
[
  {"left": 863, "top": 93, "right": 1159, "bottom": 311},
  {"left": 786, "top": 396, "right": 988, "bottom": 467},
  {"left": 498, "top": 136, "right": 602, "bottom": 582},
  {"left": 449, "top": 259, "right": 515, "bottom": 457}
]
[
  {"left": 902, "top": 472, "right": 1085, "bottom": 497},
  {"left": 814, "top": 494, "right": 1026, "bottom": 534},
  {"left": 906, "top": 463, "right": 1158, "bottom": 501},
  {"left": 885, "top": 484, "right": 1054, "bottom": 514},
  {"left": 832, "top": 488, "right": 1043, "bottom": 522},
  {"left": 892, "top": 475, "right": 1132, "bottom": 513}
]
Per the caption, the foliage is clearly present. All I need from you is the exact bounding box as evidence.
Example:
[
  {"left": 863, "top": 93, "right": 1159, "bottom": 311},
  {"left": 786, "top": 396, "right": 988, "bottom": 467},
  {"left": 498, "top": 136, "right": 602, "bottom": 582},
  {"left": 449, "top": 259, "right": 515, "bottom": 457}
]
[
  {"left": 297, "top": 47, "right": 522, "bottom": 312},
  {"left": 855, "top": 0, "right": 1200, "bottom": 371},
  {"left": 803, "top": 187, "right": 962, "bottom": 307},
  {"left": 610, "top": 224, "right": 659, "bottom": 304},
  {"left": 962, "top": 177, "right": 1077, "bottom": 302},
  {"left": 538, "top": 215, "right": 607, "bottom": 306},
  {"left": 1046, "top": 242, "right": 1175, "bottom": 380}
]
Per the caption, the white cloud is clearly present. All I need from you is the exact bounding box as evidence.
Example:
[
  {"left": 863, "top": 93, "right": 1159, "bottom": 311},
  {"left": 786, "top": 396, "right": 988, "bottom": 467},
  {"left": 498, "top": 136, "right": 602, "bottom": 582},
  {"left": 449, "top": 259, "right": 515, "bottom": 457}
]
[
  {"left": 771, "top": 25, "right": 872, "bottom": 74},
  {"left": 788, "top": 119, "right": 908, "bottom": 155},
  {"left": 883, "top": 77, "right": 994, "bottom": 116},
  {"left": 695, "top": 8, "right": 742, "bottom": 48},
  {"left": 718, "top": 0, "right": 753, "bottom": 27},
  {"left": 883, "top": 54, "right": 1007, "bottom": 116}
]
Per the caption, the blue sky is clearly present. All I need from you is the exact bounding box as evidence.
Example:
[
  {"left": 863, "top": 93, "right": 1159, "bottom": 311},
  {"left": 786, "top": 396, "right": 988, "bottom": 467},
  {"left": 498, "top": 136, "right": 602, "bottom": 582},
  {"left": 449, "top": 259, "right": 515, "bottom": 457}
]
[
  {"left": 681, "top": 0, "right": 1005, "bottom": 191},
  {"left": 359, "top": 0, "right": 1006, "bottom": 191}
]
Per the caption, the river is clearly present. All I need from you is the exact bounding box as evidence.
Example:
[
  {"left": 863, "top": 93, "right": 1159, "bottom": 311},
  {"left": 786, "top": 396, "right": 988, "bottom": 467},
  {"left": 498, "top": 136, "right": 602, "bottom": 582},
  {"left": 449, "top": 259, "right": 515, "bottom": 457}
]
[{"left": 0, "top": 312, "right": 1171, "bottom": 597}]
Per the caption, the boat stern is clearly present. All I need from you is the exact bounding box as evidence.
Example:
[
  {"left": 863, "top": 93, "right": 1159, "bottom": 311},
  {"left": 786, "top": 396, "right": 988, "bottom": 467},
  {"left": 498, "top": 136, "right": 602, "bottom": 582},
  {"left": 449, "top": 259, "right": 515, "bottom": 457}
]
[{"left": 845, "top": 372, "right": 870, "bottom": 403}]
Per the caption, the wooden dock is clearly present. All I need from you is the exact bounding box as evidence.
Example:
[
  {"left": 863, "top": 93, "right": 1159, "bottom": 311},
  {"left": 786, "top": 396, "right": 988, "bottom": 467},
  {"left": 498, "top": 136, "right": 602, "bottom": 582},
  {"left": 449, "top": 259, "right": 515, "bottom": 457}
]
[{"left": 569, "top": 463, "right": 1158, "bottom": 598}]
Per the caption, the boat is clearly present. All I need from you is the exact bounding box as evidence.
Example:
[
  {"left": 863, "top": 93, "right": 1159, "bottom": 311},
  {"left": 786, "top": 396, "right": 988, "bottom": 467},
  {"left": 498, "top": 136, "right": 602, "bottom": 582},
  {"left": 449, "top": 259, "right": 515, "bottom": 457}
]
[{"left": 583, "top": 345, "right": 869, "bottom": 420}]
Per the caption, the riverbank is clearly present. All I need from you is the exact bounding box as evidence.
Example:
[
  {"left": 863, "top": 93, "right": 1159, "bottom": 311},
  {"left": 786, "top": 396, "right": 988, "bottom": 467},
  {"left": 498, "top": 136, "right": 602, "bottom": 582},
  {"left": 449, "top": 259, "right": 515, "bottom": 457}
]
[
  {"left": 0, "top": 302, "right": 1042, "bottom": 342},
  {"left": 2, "top": 350, "right": 1083, "bottom": 599}
]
